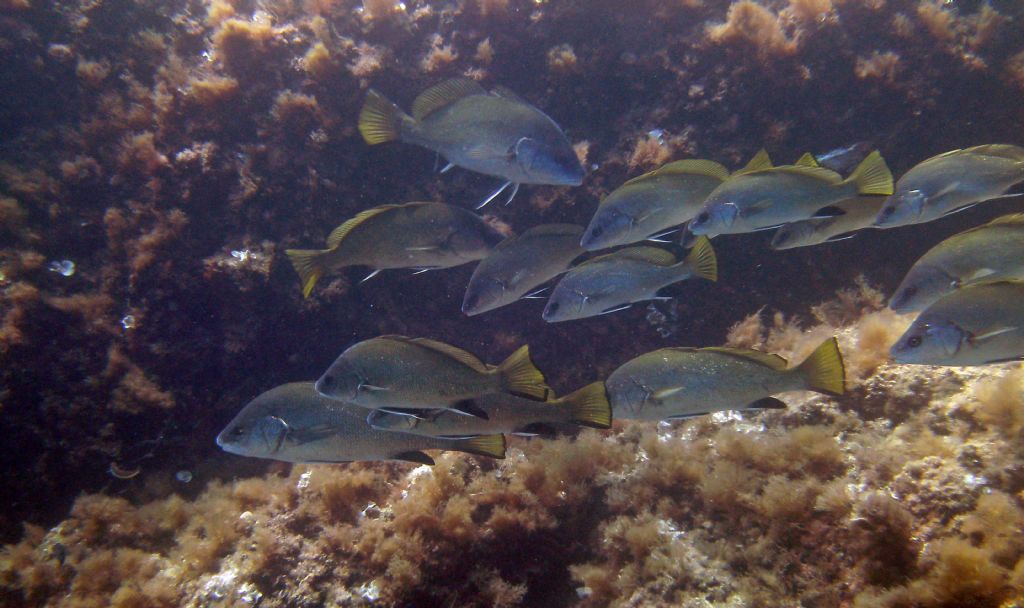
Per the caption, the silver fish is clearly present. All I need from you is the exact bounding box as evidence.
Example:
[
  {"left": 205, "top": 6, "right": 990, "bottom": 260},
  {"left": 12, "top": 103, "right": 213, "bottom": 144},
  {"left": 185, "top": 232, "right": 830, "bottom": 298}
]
[
  {"left": 315, "top": 336, "right": 549, "bottom": 417},
  {"left": 216, "top": 382, "right": 506, "bottom": 464},
  {"left": 580, "top": 160, "right": 728, "bottom": 251},
  {"left": 890, "top": 213, "right": 1024, "bottom": 313},
  {"left": 770, "top": 196, "right": 885, "bottom": 250},
  {"left": 605, "top": 338, "right": 845, "bottom": 421},
  {"left": 891, "top": 282, "right": 1024, "bottom": 366},
  {"left": 814, "top": 142, "right": 874, "bottom": 174},
  {"left": 875, "top": 145, "right": 1024, "bottom": 228},
  {"left": 359, "top": 79, "right": 583, "bottom": 207},
  {"left": 366, "top": 382, "right": 610, "bottom": 438},
  {"left": 463, "top": 224, "right": 585, "bottom": 316},
  {"left": 542, "top": 237, "right": 717, "bottom": 323},
  {"left": 688, "top": 150, "right": 893, "bottom": 236}
]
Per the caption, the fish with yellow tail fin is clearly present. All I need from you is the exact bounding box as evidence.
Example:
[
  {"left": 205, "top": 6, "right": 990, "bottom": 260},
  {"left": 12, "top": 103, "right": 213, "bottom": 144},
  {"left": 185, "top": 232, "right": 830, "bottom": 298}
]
[
  {"left": 542, "top": 236, "right": 717, "bottom": 323},
  {"left": 688, "top": 150, "right": 893, "bottom": 236},
  {"left": 359, "top": 79, "right": 583, "bottom": 207},
  {"left": 284, "top": 202, "right": 504, "bottom": 298},
  {"left": 770, "top": 196, "right": 885, "bottom": 250},
  {"left": 366, "top": 382, "right": 611, "bottom": 438},
  {"left": 580, "top": 159, "right": 729, "bottom": 251},
  {"left": 890, "top": 213, "right": 1024, "bottom": 313},
  {"left": 875, "top": 144, "right": 1024, "bottom": 228},
  {"left": 605, "top": 337, "right": 846, "bottom": 421},
  {"left": 315, "top": 336, "right": 551, "bottom": 419},
  {"left": 216, "top": 382, "right": 506, "bottom": 464}
]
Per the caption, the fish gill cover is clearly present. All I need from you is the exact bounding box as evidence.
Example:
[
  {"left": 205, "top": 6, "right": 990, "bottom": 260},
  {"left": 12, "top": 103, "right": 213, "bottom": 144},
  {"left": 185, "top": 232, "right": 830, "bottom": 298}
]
[{"left": 1, "top": 0, "right": 1024, "bottom": 606}]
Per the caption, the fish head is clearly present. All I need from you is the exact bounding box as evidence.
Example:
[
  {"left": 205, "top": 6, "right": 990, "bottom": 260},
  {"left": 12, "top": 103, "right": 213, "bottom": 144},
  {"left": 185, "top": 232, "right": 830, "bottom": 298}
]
[
  {"left": 315, "top": 358, "right": 364, "bottom": 403},
  {"left": 889, "top": 265, "right": 957, "bottom": 313},
  {"left": 542, "top": 287, "right": 588, "bottom": 323},
  {"left": 462, "top": 275, "right": 506, "bottom": 316},
  {"left": 890, "top": 319, "right": 965, "bottom": 364},
  {"left": 366, "top": 409, "right": 421, "bottom": 432},
  {"left": 217, "top": 412, "right": 290, "bottom": 459},
  {"left": 688, "top": 203, "right": 737, "bottom": 235},
  {"left": 875, "top": 189, "right": 925, "bottom": 227},
  {"left": 581, "top": 208, "right": 634, "bottom": 250},
  {"left": 769, "top": 222, "right": 816, "bottom": 250},
  {"left": 515, "top": 136, "right": 584, "bottom": 186}
]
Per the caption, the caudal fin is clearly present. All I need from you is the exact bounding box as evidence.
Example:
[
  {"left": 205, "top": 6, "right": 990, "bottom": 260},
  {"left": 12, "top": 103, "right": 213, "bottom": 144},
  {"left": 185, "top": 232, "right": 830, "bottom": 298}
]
[
  {"left": 683, "top": 236, "right": 718, "bottom": 282},
  {"left": 285, "top": 249, "right": 327, "bottom": 298},
  {"left": 846, "top": 151, "right": 893, "bottom": 196},
  {"left": 358, "top": 90, "right": 410, "bottom": 145},
  {"left": 496, "top": 345, "right": 551, "bottom": 400},
  {"left": 454, "top": 434, "right": 506, "bottom": 459},
  {"left": 561, "top": 381, "right": 612, "bottom": 429},
  {"left": 796, "top": 337, "right": 846, "bottom": 397}
]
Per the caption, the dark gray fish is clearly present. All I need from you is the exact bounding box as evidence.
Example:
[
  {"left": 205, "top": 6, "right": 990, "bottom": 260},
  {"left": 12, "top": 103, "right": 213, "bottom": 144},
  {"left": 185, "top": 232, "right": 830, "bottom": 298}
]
[
  {"left": 315, "top": 336, "right": 550, "bottom": 417},
  {"left": 770, "top": 196, "right": 885, "bottom": 250},
  {"left": 216, "top": 382, "right": 505, "bottom": 464},
  {"left": 606, "top": 338, "right": 845, "bottom": 421},
  {"left": 891, "top": 282, "right": 1024, "bottom": 366},
  {"left": 285, "top": 202, "right": 504, "bottom": 298},
  {"left": 463, "top": 224, "right": 586, "bottom": 316},
  {"left": 359, "top": 79, "right": 584, "bottom": 207}
]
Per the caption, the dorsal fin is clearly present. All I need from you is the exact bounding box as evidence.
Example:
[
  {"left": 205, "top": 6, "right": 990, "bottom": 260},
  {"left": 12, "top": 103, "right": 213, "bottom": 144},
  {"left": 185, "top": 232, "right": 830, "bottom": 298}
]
[
  {"left": 412, "top": 79, "right": 486, "bottom": 121},
  {"left": 490, "top": 85, "right": 527, "bottom": 103},
  {"left": 700, "top": 346, "right": 789, "bottom": 370},
  {"left": 734, "top": 149, "right": 773, "bottom": 175},
  {"left": 984, "top": 212, "right": 1024, "bottom": 228},
  {"left": 326, "top": 204, "right": 401, "bottom": 249},
  {"left": 962, "top": 144, "right": 1024, "bottom": 162},
  {"left": 400, "top": 336, "right": 489, "bottom": 372},
  {"left": 772, "top": 165, "right": 843, "bottom": 184},
  {"left": 928, "top": 148, "right": 964, "bottom": 161},
  {"left": 794, "top": 153, "right": 819, "bottom": 168},
  {"left": 585, "top": 246, "right": 678, "bottom": 267},
  {"left": 655, "top": 159, "right": 730, "bottom": 181}
]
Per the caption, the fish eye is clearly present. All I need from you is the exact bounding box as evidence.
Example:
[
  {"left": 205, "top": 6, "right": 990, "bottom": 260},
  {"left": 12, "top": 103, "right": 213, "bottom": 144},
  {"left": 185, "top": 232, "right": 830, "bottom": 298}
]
[
  {"left": 320, "top": 375, "right": 336, "bottom": 389},
  {"left": 697, "top": 211, "right": 710, "bottom": 224},
  {"left": 232, "top": 426, "right": 245, "bottom": 437},
  {"left": 465, "top": 294, "right": 479, "bottom": 309},
  {"left": 904, "top": 286, "right": 917, "bottom": 297},
  {"left": 591, "top": 226, "right": 603, "bottom": 237},
  {"left": 881, "top": 206, "right": 894, "bottom": 218},
  {"left": 907, "top": 336, "right": 923, "bottom": 348},
  {"left": 548, "top": 302, "right": 560, "bottom": 314}
]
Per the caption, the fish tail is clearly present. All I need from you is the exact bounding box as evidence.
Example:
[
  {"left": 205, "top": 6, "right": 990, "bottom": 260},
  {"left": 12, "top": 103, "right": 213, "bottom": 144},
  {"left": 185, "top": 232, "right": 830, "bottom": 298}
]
[
  {"left": 496, "top": 345, "right": 551, "bottom": 400},
  {"left": 682, "top": 235, "right": 718, "bottom": 282},
  {"left": 796, "top": 337, "right": 846, "bottom": 397},
  {"left": 452, "top": 434, "right": 506, "bottom": 459},
  {"left": 358, "top": 90, "right": 411, "bottom": 145},
  {"left": 561, "top": 381, "right": 612, "bottom": 429},
  {"left": 284, "top": 249, "right": 327, "bottom": 298},
  {"left": 846, "top": 151, "right": 894, "bottom": 196}
]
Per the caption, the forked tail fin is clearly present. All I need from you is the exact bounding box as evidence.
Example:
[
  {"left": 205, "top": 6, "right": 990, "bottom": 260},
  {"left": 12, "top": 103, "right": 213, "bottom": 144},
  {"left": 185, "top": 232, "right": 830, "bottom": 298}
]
[
  {"left": 358, "top": 90, "right": 412, "bottom": 145},
  {"left": 561, "top": 381, "right": 612, "bottom": 429},
  {"left": 453, "top": 434, "right": 506, "bottom": 459},
  {"left": 796, "top": 337, "right": 846, "bottom": 397},
  {"left": 846, "top": 151, "right": 893, "bottom": 196},
  {"left": 682, "top": 236, "right": 718, "bottom": 282},
  {"left": 496, "top": 345, "right": 551, "bottom": 400},
  {"left": 285, "top": 249, "right": 327, "bottom": 298}
]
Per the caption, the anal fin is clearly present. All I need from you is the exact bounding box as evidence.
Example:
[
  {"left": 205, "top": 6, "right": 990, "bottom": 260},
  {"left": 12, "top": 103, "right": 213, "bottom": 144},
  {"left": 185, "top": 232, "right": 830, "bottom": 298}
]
[{"left": 393, "top": 451, "right": 435, "bottom": 465}]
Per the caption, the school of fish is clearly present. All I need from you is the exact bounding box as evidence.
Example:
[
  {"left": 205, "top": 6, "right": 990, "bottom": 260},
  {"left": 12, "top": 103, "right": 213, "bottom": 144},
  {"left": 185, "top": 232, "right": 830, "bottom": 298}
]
[{"left": 218, "top": 79, "right": 1024, "bottom": 465}]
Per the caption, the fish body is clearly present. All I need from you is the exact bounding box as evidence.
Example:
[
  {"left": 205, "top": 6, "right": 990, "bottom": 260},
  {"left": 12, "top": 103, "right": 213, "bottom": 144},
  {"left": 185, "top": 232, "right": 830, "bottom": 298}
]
[
  {"left": 216, "top": 382, "right": 505, "bottom": 464},
  {"left": 366, "top": 382, "right": 611, "bottom": 438},
  {"left": 875, "top": 145, "right": 1024, "bottom": 228},
  {"left": 359, "top": 79, "right": 583, "bottom": 187},
  {"left": 688, "top": 151, "right": 893, "bottom": 236},
  {"left": 463, "top": 224, "right": 585, "bottom": 316},
  {"left": 542, "top": 237, "right": 717, "bottom": 323},
  {"left": 580, "top": 160, "right": 728, "bottom": 251},
  {"left": 285, "top": 202, "right": 504, "bottom": 298},
  {"left": 605, "top": 338, "right": 845, "bottom": 421},
  {"left": 890, "top": 282, "right": 1024, "bottom": 366},
  {"left": 315, "top": 336, "right": 549, "bottom": 415},
  {"left": 890, "top": 213, "right": 1024, "bottom": 313},
  {"left": 770, "top": 196, "right": 885, "bottom": 250}
]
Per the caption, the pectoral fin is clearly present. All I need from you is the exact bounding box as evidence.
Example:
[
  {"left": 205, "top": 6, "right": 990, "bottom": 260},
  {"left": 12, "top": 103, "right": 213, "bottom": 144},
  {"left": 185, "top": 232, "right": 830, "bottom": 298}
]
[
  {"left": 971, "top": 326, "right": 1018, "bottom": 343},
  {"left": 393, "top": 451, "right": 435, "bottom": 465},
  {"left": 810, "top": 206, "right": 846, "bottom": 219},
  {"left": 653, "top": 387, "right": 684, "bottom": 400},
  {"left": 449, "top": 399, "right": 491, "bottom": 420}
]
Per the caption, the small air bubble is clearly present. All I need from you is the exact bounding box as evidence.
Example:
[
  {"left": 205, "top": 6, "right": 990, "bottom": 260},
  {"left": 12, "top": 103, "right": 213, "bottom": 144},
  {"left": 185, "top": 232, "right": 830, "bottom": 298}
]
[
  {"left": 230, "top": 249, "right": 250, "bottom": 262},
  {"left": 48, "top": 260, "right": 75, "bottom": 277},
  {"left": 120, "top": 315, "right": 137, "bottom": 330},
  {"left": 175, "top": 470, "right": 193, "bottom": 483},
  {"left": 297, "top": 470, "right": 312, "bottom": 489}
]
